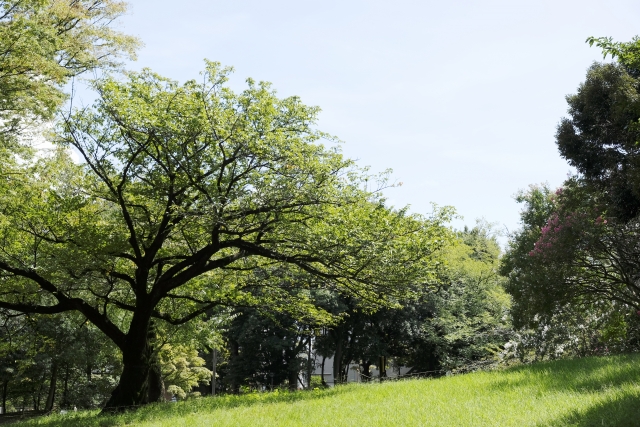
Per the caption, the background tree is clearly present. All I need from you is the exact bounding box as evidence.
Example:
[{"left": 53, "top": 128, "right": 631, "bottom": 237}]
[
  {"left": 157, "top": 344, "right": 211, "bottom": 399},
  {"left": 313, "top": 223, "right": 511, "bottom": 381},
  {"left": 389, "top": 223, "right": 511, "bottom": 374},
  {"left": 0, "top": 311, "right": 121, "bottom": 413},
  {"left": 313, "top": 293, "right": 375, "bottom": 384},
  {"left": 500, "top": 184, "right": 558, "bottom": 324},
  {"left": 525, "top": 182, "right": 640, "bottom": 303},
  {"left": 557, "top": 37, "right": 640, "bottom": 221},
  {"left": 220, "top": 307, "right": 311, "bottom": 392},
  {"left": 504, "top": 301, "right": 640, "bottom": 363},
  {"left": 501, "top": 182, "right": 640, "bottom": 360}
]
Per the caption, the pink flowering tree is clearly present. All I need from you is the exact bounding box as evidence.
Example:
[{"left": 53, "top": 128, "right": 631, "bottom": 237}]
[{"left": 502, "top": 180, "right": 640, "bottom": 327}]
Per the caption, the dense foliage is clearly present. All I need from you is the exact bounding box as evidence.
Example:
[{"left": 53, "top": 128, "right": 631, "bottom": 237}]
[
  {"left": 501, "top": 184, "right": 640, "bottom": 361},
  {"left": 211, "top": 223, "right": 512, "bottom": 393},
  {"left": 501, "top": 36, "right": 640, "bottom": 360}
]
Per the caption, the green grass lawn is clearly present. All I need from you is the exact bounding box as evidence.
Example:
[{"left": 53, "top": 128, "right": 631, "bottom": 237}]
[{"left": 11, "top": 353, "right": 640, "bottom": 427}]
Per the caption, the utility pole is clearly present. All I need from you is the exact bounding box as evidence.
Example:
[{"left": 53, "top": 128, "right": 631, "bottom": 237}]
[
  {"left": 211, "top": 348, "right": 217, "bottom": 396},
  {"left": 307, "top": 333, "right": 313, "bottom": 389}
]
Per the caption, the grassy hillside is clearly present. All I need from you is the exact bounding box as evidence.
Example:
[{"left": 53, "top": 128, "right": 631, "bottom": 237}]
[{"left": 11, "top": 354, "right": 640, "bottom": 427}]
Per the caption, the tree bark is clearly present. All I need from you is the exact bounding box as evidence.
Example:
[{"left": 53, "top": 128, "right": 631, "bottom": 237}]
[
  {"left": 145, "top": 323, "right": 164, "bottom": 404},
  {"left": 284, "top": 341, "right": 303, "bottom": 391},
  {"left": 146, "top": 361, "right": 164, "bottom": 403},
  {"left": 61, "top": 364, "right": 70, "bottom": 409},
  {"left": 103, "top": 346, "right": 151, "bottom": 410},
  {"left": 229, "top": 340, "right": 240, "bottom": 394},
  {"left": 332, "top": 339, "right": 343, "bottom": 385},
  {"left": 362, "top": 360, "right": 371, "bottom": 382},
  {"left": 379, "top": 356, "right": 386, "bottom": 381},
  {"left": 287, "top": 368, "right": 298, "bottom": 391},
  {"left": 102, "top": 314, "right": 153, "bottom": 411},
  {"left": 35, "top": 372, "right": 46, "bottom": 411},
  {"left": 44, "top": 362, "right": 58, "bottom": 412},
  {"left": 307, "top": 335, "right": 312, "bottom": 389},
  {"left": 1, "top": 379, "right": 8, "bottom": 415}
]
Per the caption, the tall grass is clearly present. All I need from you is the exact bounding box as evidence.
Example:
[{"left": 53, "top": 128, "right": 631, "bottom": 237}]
[{"left": 11, "top": 353, "right": 640, "bottom": 426}]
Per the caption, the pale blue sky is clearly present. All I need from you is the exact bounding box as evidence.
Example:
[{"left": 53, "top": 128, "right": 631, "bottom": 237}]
[{"left": 101, "top": 0, "right": 640, "bottom": 239}]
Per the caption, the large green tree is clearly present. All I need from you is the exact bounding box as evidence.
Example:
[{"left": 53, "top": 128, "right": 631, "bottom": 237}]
[
  {"left": 557, "top": 37, "right": 640, "bottom": 220},
  {"left": 0, "top": 63, "right": 449, "bottom": 409}
]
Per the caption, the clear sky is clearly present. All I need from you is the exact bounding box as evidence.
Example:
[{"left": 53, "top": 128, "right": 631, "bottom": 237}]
[{"left": 101, "top": 0, "right": 640, "bottom": 241}]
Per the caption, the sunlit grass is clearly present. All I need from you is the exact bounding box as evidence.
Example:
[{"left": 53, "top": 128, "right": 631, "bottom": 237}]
[{"left": 12, "top": 353, "right": 640, "bottom": 427}]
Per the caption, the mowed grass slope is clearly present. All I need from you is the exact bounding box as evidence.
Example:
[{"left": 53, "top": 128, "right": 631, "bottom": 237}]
[{"left": 14, "top": 354, "right": 640, "bottom": 427}]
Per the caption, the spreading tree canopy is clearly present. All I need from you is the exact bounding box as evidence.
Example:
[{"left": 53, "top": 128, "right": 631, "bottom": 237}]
[{"left": 0, "top": 63, "right": 450, "bottom": 409}]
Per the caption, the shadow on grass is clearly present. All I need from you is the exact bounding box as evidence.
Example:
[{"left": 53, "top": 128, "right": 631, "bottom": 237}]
[
  {"left": 13, "top": 385, "right": 360, "bottom": 427},
  {"left": 487, "top": 353, "right": 640, "bottom": 394},
  {"left": 545, "top": 391, "right": 640, "bottom": 427}
]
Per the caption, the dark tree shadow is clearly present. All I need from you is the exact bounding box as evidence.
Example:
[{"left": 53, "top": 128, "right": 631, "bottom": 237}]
[
  {"left": 489, "top": 354, "right": 640, "bottom": 394},
  {"left": 547, "top": 393, "right": 640, "bottom": 427},
  {"left": 13, "top": 385, "right": 359, "bottom": 427}
]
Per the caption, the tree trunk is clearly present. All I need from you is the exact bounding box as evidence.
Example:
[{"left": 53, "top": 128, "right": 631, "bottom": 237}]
[
  {"left": 320, "top": 356, "right": 327, "bottom": 387},
  {"left": 1, "top": 379, "right": 8, "bottom": 415},
  {"left": 147, "top": 361, "right": 164, "bottom": 403},
  {"left": 307, "top": 336, "right": 312, "bottom": 389},
  {"left": 332, "top": 339, "right": 343, "bottom": 385},
  {"left": 44, "top": 362, "right": 58, "bottom": 412},
  {"left": 362, "top": 360, "right": 371, "bottom": 382},
  {"left": 103, "top": 315, "right": 153, "bottom": 411},
  {"left": 103, "top": 347, "right": 151, "bottom": 410},
  {"left": 145, "top": 322, "right": 164, "bottom": 404},
  {"left": 379, "top": 356, "right": 386, "bottom": 381},
  {"left": 61, "top": 364, "right": 70, "bottom": 409},
  {"left": 229, "top": 340, "right": 240, "bottom": 394},
  {"left": 35, "top": 372, "right": 46, "bottom": 411},
  {"left": 284, "top": 343, "right": 302, "bottom": 391},
  {"left": 288, "top": 366, "right": 298, "bottom": 391}
]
